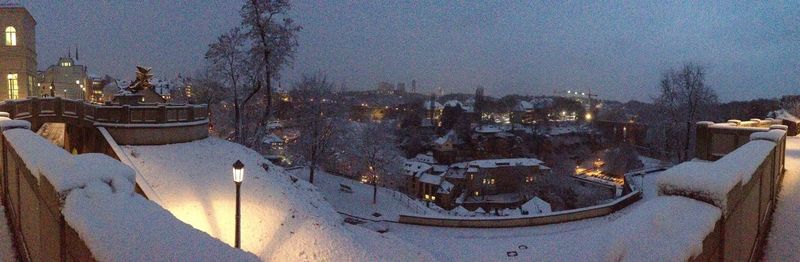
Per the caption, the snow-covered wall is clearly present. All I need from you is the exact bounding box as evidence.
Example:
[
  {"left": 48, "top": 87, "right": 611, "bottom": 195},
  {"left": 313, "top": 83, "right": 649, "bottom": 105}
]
[
  {"left": 0, "top": 121, "right": 258, "bottom": 261},
  {"left": 657, "top": 127, "right": 786, "bottom": 260}
]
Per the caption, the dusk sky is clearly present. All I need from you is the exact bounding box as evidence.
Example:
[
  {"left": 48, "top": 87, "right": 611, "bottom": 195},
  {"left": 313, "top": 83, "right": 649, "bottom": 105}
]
[{"left": 24, "top": 1, "right": 799, "bottom": 102}]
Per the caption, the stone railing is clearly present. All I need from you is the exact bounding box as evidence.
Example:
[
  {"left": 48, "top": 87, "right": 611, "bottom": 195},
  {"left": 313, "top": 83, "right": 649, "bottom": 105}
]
[
  {"left": 0, "top": 97, "right": 209, "bottom": 145},
  {"left": 0, "top": 120, "right": 257, "bottom": 261},
  {"left": 695, "top": 118, "right": 787, "bottom": 161},
  {"left": 398, "top": 187, "right": 641, "bottom": 228},
  {"left": 0, "top": 97, "right": 207, "bottom": 127},
  {"left": 659, "top": 123, "right": 786, "bottom": 261}
]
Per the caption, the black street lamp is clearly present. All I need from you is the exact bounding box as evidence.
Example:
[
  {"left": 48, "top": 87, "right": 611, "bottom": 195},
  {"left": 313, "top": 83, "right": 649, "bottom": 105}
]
[{"left": 232, "top": 160, "right": 245, "bottom": 249}]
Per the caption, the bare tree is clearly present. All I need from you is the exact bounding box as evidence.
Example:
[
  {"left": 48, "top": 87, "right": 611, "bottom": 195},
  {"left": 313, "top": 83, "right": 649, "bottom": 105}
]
[
  {"left": 358, "top": 123, "right": 396, "bottom": 204},
  {"left": 654, "top": 63, "right": 717, "bottom": 161},
  {"left": 290, "top": 74, "right": 335, "bottom": 184},
  {"left": 240, "top": 0, "right": 301, "bottom": 125},
  {"left": 206, "top": 28, "right": 250, "bottom": 144},
  {"left": 602, "top": 145, "right": 643, "bottom": 178}
]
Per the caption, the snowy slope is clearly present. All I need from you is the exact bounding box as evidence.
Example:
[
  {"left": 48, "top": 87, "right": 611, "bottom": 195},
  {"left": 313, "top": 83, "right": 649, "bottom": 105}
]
[
  {"left": 122, "top": 137, "right": 434, "bottom": 261},
  {"left": 288, "top": 167, "right": 429, "bottom": 221}
]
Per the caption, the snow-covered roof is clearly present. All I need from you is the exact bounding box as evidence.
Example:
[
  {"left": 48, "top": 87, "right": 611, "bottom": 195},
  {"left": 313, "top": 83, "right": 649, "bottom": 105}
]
[
  {"left": 403, "top": 161, "right": 432, "bottom": 177},
  {"left": 443, "top": 100, "right": 463, "bottom": 108},
  {"left": 437, "top": 180, "right": 455, "bottom": 194},
  {"left": 423, "top": 100, "right": 443, "bottom": 110},
  {"left": 419, "top": 173, "right": 443, "bottom": 185},
  {"left": 265, "top": 121, "right": 283, "bottom": 130},
  {"left": 474, "top": 125, "right": 509, "bottom": 134},
  {"left": 549, "top": 126, "right": 579, "bottom": 136},
  {"left": 468, "top": 158, "right": 545, "bottom": 170},
  {"left": 261, "top": 134, "right": 283, "bottom": 144},
  {"left": 521, "top": 197, "right": 551, "bottom": 214},
  {"left": 412, "top": 153, "right": 436, "bottom": 164},
  {"left": 434, "top": 130, "right": 461, "bottom": 146},
  {"left": 515, "top": 97, "right": 553, "bottom": 111},
  {"left": 514, "top": 101, "right": 535, "bottom": 111},
  {"left": 432, "top": 164, "right": 449, "bottom": 174}
]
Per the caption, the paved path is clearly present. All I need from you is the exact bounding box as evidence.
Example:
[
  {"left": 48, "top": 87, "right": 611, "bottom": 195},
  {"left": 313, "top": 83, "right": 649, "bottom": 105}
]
[{"left": 764, "top": 136, "right": 800, "bottom": 260}]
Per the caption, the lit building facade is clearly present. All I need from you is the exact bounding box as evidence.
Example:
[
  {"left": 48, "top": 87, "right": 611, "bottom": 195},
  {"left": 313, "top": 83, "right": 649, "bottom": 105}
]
[
  {"left": 0, "top": 6, "right": 38, "bottom": 100},
  {"left": 40, "top": 57, "right": 89, "bottom": 100}
]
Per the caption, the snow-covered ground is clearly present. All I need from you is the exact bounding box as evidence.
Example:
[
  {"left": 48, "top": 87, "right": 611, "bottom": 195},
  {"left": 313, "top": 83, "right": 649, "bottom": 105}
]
[
  {"left": 288, "top": 167, "right": 429, "bottom": 221},
  {"left": 386, "top": 196, "right": 719, "bottom": 261},
  {"left": 765, "top": 136, "right": 800, "bottom": 260},
  {"left": 121, "top": 137, "right": 434, "bottom": 261},
  {"left": 285, "top": 162, "right": 718, "bottom": 261}
]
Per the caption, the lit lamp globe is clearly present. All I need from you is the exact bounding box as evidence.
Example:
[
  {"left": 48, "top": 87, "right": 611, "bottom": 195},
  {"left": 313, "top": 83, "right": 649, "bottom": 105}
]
[{"left": 233, "top": 160, "right": 245, "bottom": 183}]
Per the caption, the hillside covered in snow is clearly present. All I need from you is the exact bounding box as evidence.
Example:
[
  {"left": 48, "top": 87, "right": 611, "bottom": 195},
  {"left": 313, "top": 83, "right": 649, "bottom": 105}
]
[{"left": 121, "top": 137, "right": 434, "bottom": 261}]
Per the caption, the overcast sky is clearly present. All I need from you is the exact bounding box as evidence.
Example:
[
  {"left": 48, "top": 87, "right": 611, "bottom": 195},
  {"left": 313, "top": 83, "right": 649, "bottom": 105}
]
[{"left": 22, "top": 1, "right": 799, "bottom": 102}]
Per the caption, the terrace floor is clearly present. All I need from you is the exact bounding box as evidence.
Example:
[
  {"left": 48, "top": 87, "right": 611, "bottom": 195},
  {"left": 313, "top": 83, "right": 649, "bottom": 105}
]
[{"left": 764, "top": 136, "right": 800, "bottom": 260}]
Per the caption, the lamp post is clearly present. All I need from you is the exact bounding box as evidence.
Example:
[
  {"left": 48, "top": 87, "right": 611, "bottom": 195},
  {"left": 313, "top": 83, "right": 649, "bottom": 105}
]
[{"left": 232, "top": 160, "right": 245, "bottom": 249}]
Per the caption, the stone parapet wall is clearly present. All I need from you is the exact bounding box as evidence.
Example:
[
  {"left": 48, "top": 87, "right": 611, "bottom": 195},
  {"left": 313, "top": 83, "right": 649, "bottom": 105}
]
[
  {"left": 0, "top": 97, "right": 209, "bottom": 145},
  {"left": 661, "top": 127, "right": 786, "bottom": 261}
]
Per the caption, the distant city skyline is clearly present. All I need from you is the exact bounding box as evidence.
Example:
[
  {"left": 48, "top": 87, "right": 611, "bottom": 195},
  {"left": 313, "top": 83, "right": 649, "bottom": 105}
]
[{"left": 23, "top": 1, "right": 800, "bottom": 102}]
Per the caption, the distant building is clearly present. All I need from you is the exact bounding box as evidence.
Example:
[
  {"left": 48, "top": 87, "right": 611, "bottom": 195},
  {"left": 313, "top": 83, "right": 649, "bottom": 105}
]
[
  {"left": 376, "top": 82, "right": 394, "bottom": 95},
  {"left": 40, "top": 56, "right": 89, "bottom": 100},
  {"left": 396, "top": 82, "right": 405, "bottom": 94},
  {"left": 0, "top": 5, "right": 38, "bottom": 100},
  {"left": 459, "top": 158, "right": 551, "bottom": 211},
  {"left": 411, "top": 79, "right": 417, "bottom": 93},
  {"left": 402, "top": 157, "right": 550, "bottom": 211}
]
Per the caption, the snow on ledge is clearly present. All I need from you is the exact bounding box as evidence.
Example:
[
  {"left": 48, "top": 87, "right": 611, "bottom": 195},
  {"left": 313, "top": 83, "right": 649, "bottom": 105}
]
[
  {"left": 751, "top": 129, "right": 786, "bottom": 143},
  {"left": 62, "top": 180, "right": 259, "bottom": 261},
  {"left": 3, "top": 129, "right": 135, "bottom": 195},
  {"left": 600, "top": 196, "right": 721, "bottom": 261},
  {"left": 0, "top": 119, "right": 31, "bottom": 131},
  {"left": 657, "top": 140, "right": 775, "bottom": 213}
]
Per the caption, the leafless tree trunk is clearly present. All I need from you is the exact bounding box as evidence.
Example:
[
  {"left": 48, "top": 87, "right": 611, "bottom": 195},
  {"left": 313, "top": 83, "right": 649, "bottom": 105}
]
[{"left": 654, "top": 63, "right": 717, "bottom": 162}]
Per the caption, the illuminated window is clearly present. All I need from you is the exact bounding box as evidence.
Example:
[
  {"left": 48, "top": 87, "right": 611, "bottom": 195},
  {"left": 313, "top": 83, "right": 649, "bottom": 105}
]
[
  {"left": 5, "top": 27, "right": 16, "bottom": 46},
  {"left": 7, "top": 74, "right": 19, "bottom": 99},
  {"left": 61, "top": 61, "right": 72, "bottom": 67},
  {"left": 474, "top": 191, "right": 479, "bottom": 196}
]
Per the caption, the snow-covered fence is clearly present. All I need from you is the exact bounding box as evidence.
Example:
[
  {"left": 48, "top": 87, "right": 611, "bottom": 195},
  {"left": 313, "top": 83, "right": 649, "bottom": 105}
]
[
  {"left": 659, "top": 127, "right": 786, "bottom": 261},
  {"left": 390, "top": 190, "right": 427, "bottom": 215},
  {"left": 398, "top": 190, "right": 641, "bottom": 228},
  {"left": 696, "top": 119, "right": 787, "bottom": 161},
  {"left": 0, "top": 120, "right": 257, "bottom": 261}
]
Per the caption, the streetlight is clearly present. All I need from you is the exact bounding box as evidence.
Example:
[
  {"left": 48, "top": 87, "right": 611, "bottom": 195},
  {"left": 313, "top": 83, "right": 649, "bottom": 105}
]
[{"left": 232, "top": 160, "right": 245, "bottom": 249}]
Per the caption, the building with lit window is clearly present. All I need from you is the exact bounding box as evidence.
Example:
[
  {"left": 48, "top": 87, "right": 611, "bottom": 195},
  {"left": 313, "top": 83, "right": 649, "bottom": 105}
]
[
  {"left": 40, "top": 56, "right": 89, "bottom": 100},
  {"left": 459, "top": 158, "right": 551, "bottom": 211},
  {"left": 0, "top": 5, "right": 38, "bottom": 100}
]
